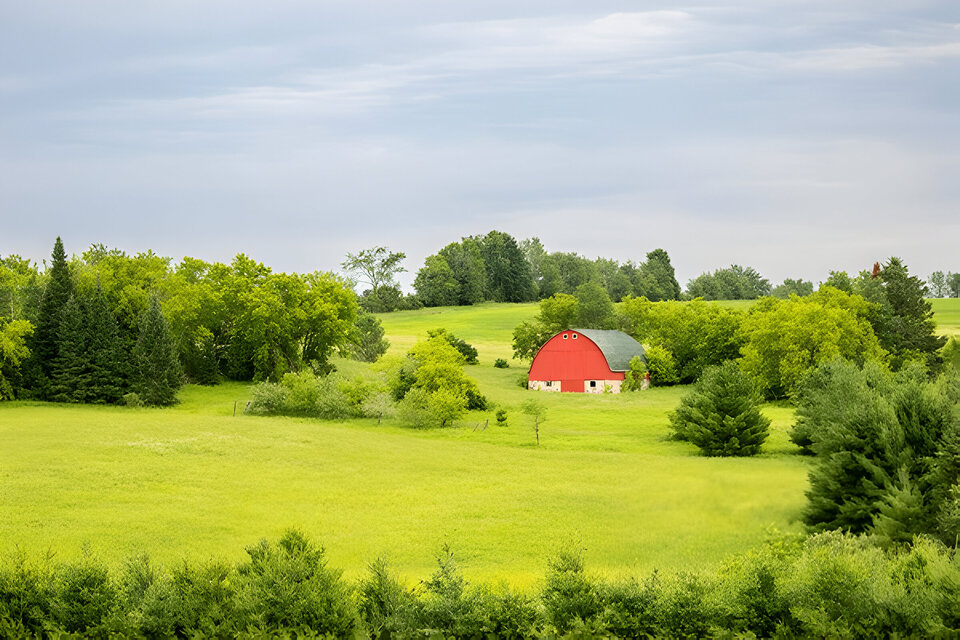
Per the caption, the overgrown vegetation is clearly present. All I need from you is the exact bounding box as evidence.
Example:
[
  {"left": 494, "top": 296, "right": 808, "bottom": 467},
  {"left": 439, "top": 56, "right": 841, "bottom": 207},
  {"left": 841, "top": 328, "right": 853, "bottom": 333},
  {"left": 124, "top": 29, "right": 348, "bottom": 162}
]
[{"left": 2, "top": 530, "right": 960, "bottom": 638}]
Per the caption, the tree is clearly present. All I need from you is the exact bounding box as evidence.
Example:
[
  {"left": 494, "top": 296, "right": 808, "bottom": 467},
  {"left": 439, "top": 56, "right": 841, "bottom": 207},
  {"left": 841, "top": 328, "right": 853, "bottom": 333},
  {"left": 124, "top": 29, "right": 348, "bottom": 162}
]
[
  {"left": 928, "top": 271, "right": 949, "bottom": 298},
  {"left": 948, "top": 272, "right": 960, "bottom": 298},
  {"left": 426, "top": 328, "right": 478, "bottom": 364},
  {"left": 870, "top": 257, "right": 946, "bottom": 370},
  {"left": 478, "top": 231, "right": 536, "bottom": 303},
  {"left": 0, "top": 318, "right": 32, "bottom": 399},
  {"left": 771, "top": 278, "right": 814, "bottom": 299},
  {"left": 738, "top": 288, "right": 887, "bottom": 399},
  {"left": 574, "top": 281, "right": 615, "bottom": 329},
  {"left": 414, "top": 255, "right": 458, "bottom": 307},
  {"left": 31, "top": 237, "right": 74, "bottom": 392},
  {"left": 686, "top": 265, "right": 771, "bottom": 300},
  {"left": 438, "top": 239, "right": 486, "bottom": 305},
  {"left": 521, "top": 398, "right": 546, "bottom": 445},
  {"left": 341, "top": 247, "right": 406, "bottom": 311},
  {"left": 620, "top": 297, "right": 744, "bottom": 384},
  {"left": 132, "top": 296, "right": 183, "bottom": 406},
  {"left": 637, "top": 248, "right": 681, "bottom": 301},
  {"left": 348, "top": 311, "right": 389, "bottom": 363},
  {"left": 668, "top": 361, "right": 770, "bottom": 456}
]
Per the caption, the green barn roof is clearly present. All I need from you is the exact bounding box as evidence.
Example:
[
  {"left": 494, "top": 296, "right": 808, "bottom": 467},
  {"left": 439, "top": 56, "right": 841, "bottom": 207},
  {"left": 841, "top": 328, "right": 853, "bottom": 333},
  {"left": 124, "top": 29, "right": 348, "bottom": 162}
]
[{"left": 573, "top": 329, "right": 645, "bottom": 372}]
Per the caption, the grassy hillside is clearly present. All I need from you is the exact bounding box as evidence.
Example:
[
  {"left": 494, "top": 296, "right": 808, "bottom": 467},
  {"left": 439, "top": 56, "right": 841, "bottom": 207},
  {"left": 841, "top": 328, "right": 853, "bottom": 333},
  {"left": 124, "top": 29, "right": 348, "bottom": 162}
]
[
  {"left": 3, "top": 298, "right": 955, "bottom": 584},
  {"left": 931, "top": 298, "right": 960, "bottom": 336}
]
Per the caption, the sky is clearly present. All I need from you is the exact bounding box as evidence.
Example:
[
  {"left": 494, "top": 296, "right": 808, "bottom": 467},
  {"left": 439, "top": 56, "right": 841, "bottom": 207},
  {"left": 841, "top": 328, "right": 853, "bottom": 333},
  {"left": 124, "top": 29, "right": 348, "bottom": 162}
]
[{"left": 1, "top": 1, "right": 958, "bottom": 290}]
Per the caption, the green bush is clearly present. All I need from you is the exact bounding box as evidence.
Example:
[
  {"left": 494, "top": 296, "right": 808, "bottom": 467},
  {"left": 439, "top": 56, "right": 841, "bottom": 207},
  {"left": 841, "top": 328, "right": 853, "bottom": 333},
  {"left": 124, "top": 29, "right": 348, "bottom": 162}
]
[
  {"left": 234, "top": 529, "right": 358, "bottom": 635},
  {"left": 246, "top": 372, "right": 360, "bottom": 420},
  {"left": 668, "top": 361, "right": 770, "bottom": 456},
  {"left": 496, "top": 409, "right": 508, "bottom": 426},
  {"left": 644, "top": 344, "right": 678, "bottom": 386},
  {"left": 493, "top": 358, "right": 509, "bottom": 368},
  {"left": 51, "top": 556, "right": 118, "bottom": 634},
  {"left": 541, "top": 548, "right": 601, "bottom": 634}
]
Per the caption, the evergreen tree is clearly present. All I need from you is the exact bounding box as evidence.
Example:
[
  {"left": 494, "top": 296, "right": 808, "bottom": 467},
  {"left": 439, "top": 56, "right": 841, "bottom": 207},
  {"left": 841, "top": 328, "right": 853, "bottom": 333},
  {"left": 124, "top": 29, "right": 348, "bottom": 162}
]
[
  {"left": 639, "top": 248, "right": 681, "bottom": 301},
  {"left": 132, "top": 296, "right": 182, "bottom": 405},
  {"left": 668, "top": 361, "right": 770, "bottom": 456},
  {"left": 50, "top": 295, "right": 91, "bottom": 403},
  {"left": 31, "top": 237, "right": 74, "bottom": 395},
  {"left": 85, "top": 283, "right": 128, "bottom": 403}
]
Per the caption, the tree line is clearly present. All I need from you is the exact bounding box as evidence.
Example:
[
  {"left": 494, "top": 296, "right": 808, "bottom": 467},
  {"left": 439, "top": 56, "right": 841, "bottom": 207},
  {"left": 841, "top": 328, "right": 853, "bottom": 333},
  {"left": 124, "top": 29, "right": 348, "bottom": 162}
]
[{"left": 0, "top": 238, "right": 362, "bottom": 402}]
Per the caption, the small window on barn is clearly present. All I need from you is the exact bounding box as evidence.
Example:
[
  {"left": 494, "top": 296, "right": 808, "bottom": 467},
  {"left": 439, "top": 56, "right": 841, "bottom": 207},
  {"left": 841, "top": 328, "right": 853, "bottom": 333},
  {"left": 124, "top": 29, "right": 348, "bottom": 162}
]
[
  {"left": 590, "top": 380, "right": 597, "bottom": 388},
  {"left": 545, "top": 381, "right": 552, "bottom": 387},
  {"left": 563, "top": 333, "right": 568, "bottom": 339},
  {"left": 572, "top": 333, "right": 578, "bottom": 339}
]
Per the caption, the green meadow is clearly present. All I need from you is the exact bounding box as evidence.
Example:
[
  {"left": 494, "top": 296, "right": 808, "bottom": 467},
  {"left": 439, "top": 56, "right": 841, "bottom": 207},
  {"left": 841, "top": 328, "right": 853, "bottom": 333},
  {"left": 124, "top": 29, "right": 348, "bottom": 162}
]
[{"left": 1, "top": 298, "right": 957, "bottom": 584}]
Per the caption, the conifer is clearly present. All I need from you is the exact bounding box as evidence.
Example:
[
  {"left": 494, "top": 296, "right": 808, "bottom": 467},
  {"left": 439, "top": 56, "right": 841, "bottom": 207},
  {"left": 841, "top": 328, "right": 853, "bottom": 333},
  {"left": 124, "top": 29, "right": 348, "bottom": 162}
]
[
  {"left": 31, "top": 237, "right": 74, "bottom": 394},
  {"left": 86, "top": 283, "right": 128, "bottom": 403},
  {"left": 133, "top": 296, "right": 182, "bottom": 405},
  {"left": 50, "top": 295, "right": 90, "bottom": 403}
]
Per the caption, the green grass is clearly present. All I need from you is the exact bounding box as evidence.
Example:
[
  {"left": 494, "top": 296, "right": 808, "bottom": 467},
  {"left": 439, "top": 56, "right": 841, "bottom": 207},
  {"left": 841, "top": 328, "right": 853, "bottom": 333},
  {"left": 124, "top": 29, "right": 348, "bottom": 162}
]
[
  {"left": 2, "top": 298, "right": 956, "bottom": 584},
  {"left": 931, "top": 298, "right": 960, "bottom": 337}
]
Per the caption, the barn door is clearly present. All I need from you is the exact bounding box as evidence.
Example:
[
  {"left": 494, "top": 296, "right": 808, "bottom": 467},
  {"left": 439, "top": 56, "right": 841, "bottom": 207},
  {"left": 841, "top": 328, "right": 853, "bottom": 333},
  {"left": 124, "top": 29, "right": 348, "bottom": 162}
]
[{"left": 560, "top": 379, "right": 584, "bottom": 392}]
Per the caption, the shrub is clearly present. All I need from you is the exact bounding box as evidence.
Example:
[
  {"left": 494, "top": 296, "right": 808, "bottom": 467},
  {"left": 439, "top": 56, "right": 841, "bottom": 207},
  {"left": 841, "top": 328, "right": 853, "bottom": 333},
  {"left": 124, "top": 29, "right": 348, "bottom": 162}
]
[
  {"left": 356, "top": 557, "right": 417, "bottom": 637},
  {"left": 234, "top": 529, "right": 358, "bottom": 636},
  {"left": 246, "top": 372, "right": 358, "bottom": 420},
  {"left": 644, "top": 344, "right": 678, "bottom": 386},
  {"left": 621, "top": 355, "right": 647, "bottom": 392},
  {"left": 541, "top": 548, "right": 601, "bottom": 634},
  {"left": 123, "top": 392, "right": 143, "bottom": 407},
  {"left": 51, "top": 555, "right": 118, "bottom": 634},
  {"left": 517, "top": 373, "right": 529, "bottom": 389},
  {"left": 493, "top": 358, "right": 509, "bottom": 369},
  {"left": 496, "top": 409, "right": 508, "bottom": 426},
  {"left": 427, "top": 328, "right": 479, "bottom": 364},
  {"left": 0, "top": 551, "right": 56, "bottom": 636},
  {"left": 668, "top": 361, "right": 770, "bottom": 456},
  {"left": 398, "top": 387, "right": 466, "bottom": 428}
]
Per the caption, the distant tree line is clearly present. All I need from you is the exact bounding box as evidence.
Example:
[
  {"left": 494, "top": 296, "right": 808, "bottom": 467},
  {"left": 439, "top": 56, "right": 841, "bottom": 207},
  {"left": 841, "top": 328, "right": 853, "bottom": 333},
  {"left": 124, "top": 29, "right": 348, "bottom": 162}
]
[
  {"left": 0, "top": 238, "right": 363, "bottom": 403},
  {"left": 928, "top": 270, "right": 960, "bottom": 298}
]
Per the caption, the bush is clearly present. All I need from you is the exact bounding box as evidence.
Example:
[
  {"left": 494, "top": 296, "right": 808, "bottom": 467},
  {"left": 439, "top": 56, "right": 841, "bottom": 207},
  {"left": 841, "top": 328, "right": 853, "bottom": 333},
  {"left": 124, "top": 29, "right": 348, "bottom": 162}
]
[
  {"left": 398, "top": 387, "right": 466, "bottom": 428},
  {"left": 493, "top": 358, "right": 509, "bottom": 369},
  {"left": 234, "top": 529, "right": 358, "bottom": 636},
  {"left": 427, "top": 328, "right": 478, "bottom": 364},
  {"left": 644, "top": 344, "right": 678, "bottom": 386},
  {"left": 246, "top": 372, "right": 359, "bottom": 420},
  {"left": 541, "top": 548, "right": 601, "bottom": 634},
  {"left": 123, "top": 392, "right": 143, "bottom": 407},
  {"left": 51, "top": 555, "right": 118, "bottom": 634},
  {"left": 668, "top": 361, "right": 770, "bottom": 456},
  {"left": 496, "top": 409, "right": 508, "bottom": 426}
]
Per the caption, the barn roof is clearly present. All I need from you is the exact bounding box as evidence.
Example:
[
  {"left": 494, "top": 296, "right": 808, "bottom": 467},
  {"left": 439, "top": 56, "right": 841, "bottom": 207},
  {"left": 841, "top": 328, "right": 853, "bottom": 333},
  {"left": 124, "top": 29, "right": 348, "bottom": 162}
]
[{"left": 573, "top": 329, "right": 645, "bottom": 372}]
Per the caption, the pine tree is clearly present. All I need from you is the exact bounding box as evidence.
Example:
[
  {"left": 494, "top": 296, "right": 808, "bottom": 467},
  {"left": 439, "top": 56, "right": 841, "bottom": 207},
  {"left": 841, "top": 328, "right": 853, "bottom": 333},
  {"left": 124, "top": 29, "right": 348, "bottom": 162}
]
[
  {"left": 668, "top": 361, "right": 770, "bottom": 456},
  {"left": 50, "top": 295, "right": 90, "bottom": 403},
  {"left": 132, "top": 296, "right": 182, "bottom": 405},
  {"left": 86, "top": 283, "right": 128, "bottom": 403},
  {"left": 30, "top": 237, "right": 74, "bottom": 396}
]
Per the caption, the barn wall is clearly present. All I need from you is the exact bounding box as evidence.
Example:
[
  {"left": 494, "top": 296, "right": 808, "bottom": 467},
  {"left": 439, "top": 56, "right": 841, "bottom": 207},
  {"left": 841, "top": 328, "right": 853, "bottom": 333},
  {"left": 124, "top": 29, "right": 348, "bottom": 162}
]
[{"left": 528, "top": 331, "right": 616, "bottom": 383}]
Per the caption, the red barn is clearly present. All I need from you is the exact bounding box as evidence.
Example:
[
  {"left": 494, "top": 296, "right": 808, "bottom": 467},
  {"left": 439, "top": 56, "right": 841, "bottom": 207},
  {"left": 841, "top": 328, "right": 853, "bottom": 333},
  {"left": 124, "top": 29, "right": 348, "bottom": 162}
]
[{"left": 528, "top": 329, "right": 645, "bottom": 394}]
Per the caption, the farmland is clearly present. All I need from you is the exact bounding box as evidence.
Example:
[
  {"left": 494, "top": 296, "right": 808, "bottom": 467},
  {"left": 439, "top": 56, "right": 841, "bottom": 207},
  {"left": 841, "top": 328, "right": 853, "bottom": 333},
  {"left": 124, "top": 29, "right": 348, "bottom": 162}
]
[{"left": 0, "top": 299, "right": 957, "bottom": 584}]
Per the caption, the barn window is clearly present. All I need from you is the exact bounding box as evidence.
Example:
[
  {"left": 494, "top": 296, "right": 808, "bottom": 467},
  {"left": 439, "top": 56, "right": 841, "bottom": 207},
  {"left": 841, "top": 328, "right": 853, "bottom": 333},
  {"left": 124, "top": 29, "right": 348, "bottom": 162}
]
[
  {"left": 545, "top": 381, "right": 552, "bottom": 387},
  {"left": 572, "top": 333, "right": 578, "bottom": 339},
  {"left": 563, "top": 333, "right": 568, "bottom": 339},
  {"left": 590, "top": 381, "right": 597, "bottom": 388}
]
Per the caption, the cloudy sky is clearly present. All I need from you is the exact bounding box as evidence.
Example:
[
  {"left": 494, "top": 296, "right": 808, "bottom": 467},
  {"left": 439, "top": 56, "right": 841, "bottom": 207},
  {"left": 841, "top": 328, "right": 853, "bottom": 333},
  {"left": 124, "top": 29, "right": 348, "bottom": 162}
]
[{"left": 2, "top": 1, "right": 958, "bottom": 289}]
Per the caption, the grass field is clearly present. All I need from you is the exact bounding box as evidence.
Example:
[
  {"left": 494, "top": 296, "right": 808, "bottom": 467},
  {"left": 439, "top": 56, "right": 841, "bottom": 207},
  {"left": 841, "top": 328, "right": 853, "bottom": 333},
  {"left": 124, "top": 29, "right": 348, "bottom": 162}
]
[{"left": 1, "top": 298, "right": 957, "bottom": 584}]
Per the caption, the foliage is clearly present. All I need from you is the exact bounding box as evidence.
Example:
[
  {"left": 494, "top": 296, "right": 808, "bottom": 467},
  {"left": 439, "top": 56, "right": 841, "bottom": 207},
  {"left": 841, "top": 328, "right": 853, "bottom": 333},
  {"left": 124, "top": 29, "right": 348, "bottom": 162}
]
[
  {"left": 574, "top": 280, "right": 616, "bottom": 329},
  {"left": 636, "top": 248, "right": 682, "bottom": 301},
  {"left": 620, "top": 296, "right": 744, "bottom": 383},
  {"left": 686, "top": 264, "right": 771, "bottom": 300},
  {"left": 427, "top": 327, "right": 478, "bottom": 364},
  {"left": 771, "top": 277, "right": 814, "bottom": 298},
  {"left": 397, "top": 387, "right": 466, "bottom": 428},
  {"left": 132, "top": 296, "right": 183, "bottom": 406},
  {"left": 496, "top": 409, "right": 508, "bottom": 426},
  {"left": 4, "top": 530, "right": 960, "bottom": 638},
  {"left": 341, "top": 246, "right": 406, "bottom": 311},
  {"left": 29, "top": 237, "right": 74, "bottom": 396},
  {"left": 0, "top": 319, "right": 32, "bottom": 400},
  {"left": 797, "top": 359, "right": 960, "bottom": 539},
  {"left": 493, "top": 358, "right": 509, "bottom": 369},
  {"left": 929, "top": 270, "right": 960, "bottom": 298},
  {"left": 50, "top": 285, "right": 128, "bottom": 404},
  {"left": 247, "top": 371, "right": 368, "bottom": 420},
  {"left": 477, "top": 230, "right": 537, "bottom": 303},
  {"left": 413, "top": 254, "right": 459, "bottom": 307},
  {"left": 643, "top": 344, "right": 678, "bottom": 386},
  {"left": 621, "top": 355, "right": 648, "bottom": 392},
  {"left": 234, "top": 529, "right": 357, "bottom": 635},
  {"left": 346, "top": 310, "right": 389, "bottom": 363},
  {"left": 738, "top": 287, "right": 887, "bottom": 399},
  {"left": 668, "top": 361, "right": 770, "bottom": 456}
]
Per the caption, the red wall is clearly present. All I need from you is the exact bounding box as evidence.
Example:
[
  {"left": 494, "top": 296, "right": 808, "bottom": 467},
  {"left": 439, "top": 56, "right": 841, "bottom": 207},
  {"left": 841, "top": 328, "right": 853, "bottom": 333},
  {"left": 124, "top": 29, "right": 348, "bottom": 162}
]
[{"left": 528, "top": 331, "right": 621, "bottom": 387}]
